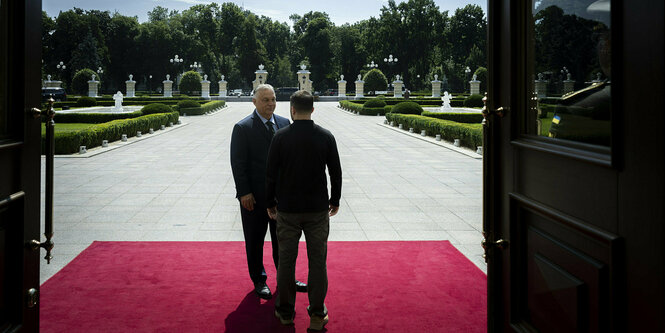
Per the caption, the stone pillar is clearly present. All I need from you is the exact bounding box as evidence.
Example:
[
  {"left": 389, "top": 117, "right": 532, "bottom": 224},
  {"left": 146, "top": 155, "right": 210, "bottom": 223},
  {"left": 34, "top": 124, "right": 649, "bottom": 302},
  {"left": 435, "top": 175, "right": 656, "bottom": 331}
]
[
  {"left": 125, "top": 74, "right": 136, "bottom": 98},
  {"left": 354, "top": 74, "right": 364, "bottom": 99},
  {"left": 563, "top": 74, "right": 575, "bottom": 94},
  {"left": 88, "top": 74, "right": 99, "bottom": 97},
  {"left": 470, "top": 78, "right": 481, "bottom": 95},
  {"left": 337, "top": 75, "right": 346, "bottom": 97},
  {"left": 431, "top": 74, "right": 441, "bottom": 98},
  {"left": 252, "top": 64, "right": 268, "bottom": 91},
  {"left": 201, "top": 74, "right": 210, "bottom": 99},
  {"left": 534, "top": 73, "right": 547, "bottom": 99},
  {"left": 163, "top": 74, "right": 173, "bottom": 98},
  {"left": 218, "top": 75, "right": 228, "bottom": 97},
  {"left": 392, "top": 75, "right": 404, "bottom": 98},
  {"left": 297, "top": 64, "right": 313, "bottom": 93}
]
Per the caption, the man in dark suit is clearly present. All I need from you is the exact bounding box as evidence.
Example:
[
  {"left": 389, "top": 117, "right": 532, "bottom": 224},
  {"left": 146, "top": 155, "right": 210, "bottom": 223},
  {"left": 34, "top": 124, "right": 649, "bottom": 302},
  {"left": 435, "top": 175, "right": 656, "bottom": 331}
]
[{"left": 230, "top": 84, "right": 305, "bottom": 299}]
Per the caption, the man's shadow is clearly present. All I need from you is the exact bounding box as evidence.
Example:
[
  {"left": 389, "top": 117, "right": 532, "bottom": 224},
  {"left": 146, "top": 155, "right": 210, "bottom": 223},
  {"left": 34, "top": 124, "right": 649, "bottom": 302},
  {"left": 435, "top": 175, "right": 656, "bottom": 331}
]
[{"left": 224, "top": 290, "right": 296, "bottom": 333}]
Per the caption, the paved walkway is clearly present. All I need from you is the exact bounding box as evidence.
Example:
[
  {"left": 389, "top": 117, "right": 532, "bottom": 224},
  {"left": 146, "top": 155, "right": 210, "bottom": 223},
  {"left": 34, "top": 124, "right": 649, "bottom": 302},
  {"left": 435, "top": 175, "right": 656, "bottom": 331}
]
[{"left": 40, "top": 101, "right": 484, "bottom": 284}]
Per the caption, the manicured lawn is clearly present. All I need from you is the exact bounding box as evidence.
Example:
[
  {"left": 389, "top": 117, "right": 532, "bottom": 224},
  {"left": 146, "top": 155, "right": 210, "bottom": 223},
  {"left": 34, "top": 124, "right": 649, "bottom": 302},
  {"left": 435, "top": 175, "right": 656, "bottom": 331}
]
[
  {"left": 41, "top": 123, "right": 94, "bottom": 135},
  {"left": 540, "top": 112, "right": 554, "bottom": 136}
]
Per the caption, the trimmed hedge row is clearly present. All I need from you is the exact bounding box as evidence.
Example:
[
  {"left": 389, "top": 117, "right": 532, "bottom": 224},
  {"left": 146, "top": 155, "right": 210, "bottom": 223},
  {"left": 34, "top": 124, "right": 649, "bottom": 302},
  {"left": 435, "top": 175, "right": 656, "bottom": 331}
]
[
  {"left": 43, "top": 111, "right": 180, "bottom": 154},
  {"left": 53, "top": 97, "right": 206, "bottom": 109},
  {"left": 385, "top": 113, "right": 483, "bottom": 150},
  {"left": 351, "top": 98, "right": 443, "bottom": 106},
  {"left": 54, "top": 110, "right": 144, "bottom": 123},
  {"left": 179, "top": 100, "right": 226, "bottom": 116},
  {"left": 421, "top": 111, "right": 484, "bottom": 124},
  {"left": 338, "top": 100, "right": 390, "bottom": 115}
]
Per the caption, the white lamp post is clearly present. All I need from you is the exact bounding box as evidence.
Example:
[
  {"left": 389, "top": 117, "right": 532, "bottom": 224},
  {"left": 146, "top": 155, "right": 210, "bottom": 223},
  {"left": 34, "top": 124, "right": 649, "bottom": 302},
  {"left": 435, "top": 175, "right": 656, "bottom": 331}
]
[
  {"left": 465, "top": 66, "right": 471, "bottom": 93},
  {"left": 170, "top": 55, "right": 184, "bottom": 90}
]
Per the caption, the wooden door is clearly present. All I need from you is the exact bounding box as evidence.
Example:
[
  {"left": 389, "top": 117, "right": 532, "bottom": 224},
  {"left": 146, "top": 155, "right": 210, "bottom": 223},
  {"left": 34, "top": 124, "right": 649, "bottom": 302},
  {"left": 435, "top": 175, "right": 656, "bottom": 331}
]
[
  {"left": 485, "top": 0, "right": 664, "bottom": 331},
  {"left": 0, "top": 0, "right": 42, "bottom": 331}
]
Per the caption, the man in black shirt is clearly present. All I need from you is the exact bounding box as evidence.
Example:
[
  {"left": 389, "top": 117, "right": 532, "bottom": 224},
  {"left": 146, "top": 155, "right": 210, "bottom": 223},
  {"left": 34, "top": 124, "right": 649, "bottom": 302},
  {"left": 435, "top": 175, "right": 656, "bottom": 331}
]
[{"left": 266, "top": 90, "right": 342, "bottom": 331}]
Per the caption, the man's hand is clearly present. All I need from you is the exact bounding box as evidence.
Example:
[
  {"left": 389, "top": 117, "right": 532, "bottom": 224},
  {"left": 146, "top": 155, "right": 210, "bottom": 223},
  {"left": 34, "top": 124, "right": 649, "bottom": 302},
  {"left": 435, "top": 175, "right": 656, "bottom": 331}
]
[
  {"left": 329, "top": 205, "right": 339, "bottom": 217},
  {"left": 240, "top": 193, "right": 256, "bottom": 211},
  {"left": 267, "top": 206, "right": 278, "bottom": 220}
]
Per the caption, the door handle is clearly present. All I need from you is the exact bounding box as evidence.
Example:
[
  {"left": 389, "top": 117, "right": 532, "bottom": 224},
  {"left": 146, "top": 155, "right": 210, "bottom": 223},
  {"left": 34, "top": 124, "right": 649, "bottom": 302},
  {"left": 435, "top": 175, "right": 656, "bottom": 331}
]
[
  {"left": 481, "top": 232, "right": 510, "bottom": 262},
  {"left": 28, "top": 98, "right": 55, "bottom": 264},
  {"left": 481, "top": 93, "right": 508, "bottom": 125}
]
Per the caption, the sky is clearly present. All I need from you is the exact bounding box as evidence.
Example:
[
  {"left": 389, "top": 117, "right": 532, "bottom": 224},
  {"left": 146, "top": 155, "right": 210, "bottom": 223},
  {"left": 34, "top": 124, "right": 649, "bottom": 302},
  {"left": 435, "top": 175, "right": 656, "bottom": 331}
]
[{"left": 43, "top": 0, "right": 487, "bottom": 26}]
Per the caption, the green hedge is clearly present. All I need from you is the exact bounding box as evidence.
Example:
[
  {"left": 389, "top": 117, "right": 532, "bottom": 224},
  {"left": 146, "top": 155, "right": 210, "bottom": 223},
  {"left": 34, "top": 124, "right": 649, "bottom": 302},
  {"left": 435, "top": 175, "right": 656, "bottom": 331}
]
[
  {"left": 350, "top": 98, "right": 443, "bottom": 106},
  {"left": 43, "top": 111, "right": 180, "bottom": 154},
  {"left": 391, "top": 101, "right": 423, "bottom": 115},
  {"left": 76, "top": 96, "right": 97, "bottom": 107},
  {"left": 363, "top": 99, "right": 387, "bottom": 108},
  {"left": 385, "top": 113, "right": 483, "bottom": 150},
  {"left": 54, "top": 110, "right": 144, "bottom": 123},
  {"left": 180, "top": 100, "right": 226, "bottom": 116},
  {"left": 53, "top": 97, "right": 206, "bottom": 109},
  {"left": 463, "top": 94, "right": 484, "bottom": 107},
  {"left": 141, "top": 103, "right": 174, "bottom": 115},
  {"left": 339, "top": 100, "right": 363, "bottom": 113},
  {"left": 360, "top": 107, "right": 388, "bottom": 116},
  {"left": 421, "top": 111, "right": 484, "bottom": 123}
]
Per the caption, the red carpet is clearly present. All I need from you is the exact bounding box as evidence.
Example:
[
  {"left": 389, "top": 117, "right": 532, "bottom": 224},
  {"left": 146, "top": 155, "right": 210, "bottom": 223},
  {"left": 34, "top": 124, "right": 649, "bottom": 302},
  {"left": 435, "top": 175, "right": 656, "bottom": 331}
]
[{"left": 40, "top": 241, "right": 486, "bottom": 332}]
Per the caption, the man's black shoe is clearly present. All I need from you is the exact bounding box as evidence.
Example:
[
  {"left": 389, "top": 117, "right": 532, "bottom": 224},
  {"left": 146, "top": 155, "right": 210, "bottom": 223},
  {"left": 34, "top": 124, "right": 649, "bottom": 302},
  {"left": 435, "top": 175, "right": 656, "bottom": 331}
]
[
  {"left": 295, "top": 280, "right": 308, "bottom": 293},
  {"left": 254, "top": 282, "right": 272, "bottom": 299}
]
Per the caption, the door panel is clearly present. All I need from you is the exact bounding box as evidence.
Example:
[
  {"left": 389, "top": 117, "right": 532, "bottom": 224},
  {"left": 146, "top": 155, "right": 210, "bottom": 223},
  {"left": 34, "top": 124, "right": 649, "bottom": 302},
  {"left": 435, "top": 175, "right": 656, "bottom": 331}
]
[
  {"left": 486, "top": 0, "right": 664, "bottom": 332},
  {"left": 510, "top": 193, "right": 620, "bottom": 332},
  {"left": 0, "top": 0, "right": 42, "bottom": 331},
  {"left": 515, "top": 149, "right": 617, "bottom": 230}
]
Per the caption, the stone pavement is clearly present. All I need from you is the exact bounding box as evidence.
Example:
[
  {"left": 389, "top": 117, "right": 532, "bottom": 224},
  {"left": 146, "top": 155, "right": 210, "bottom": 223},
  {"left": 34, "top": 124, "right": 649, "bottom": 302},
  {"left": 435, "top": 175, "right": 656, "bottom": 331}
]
[{"left": 40, "top": 101, "right": 484, "bottom": 284}]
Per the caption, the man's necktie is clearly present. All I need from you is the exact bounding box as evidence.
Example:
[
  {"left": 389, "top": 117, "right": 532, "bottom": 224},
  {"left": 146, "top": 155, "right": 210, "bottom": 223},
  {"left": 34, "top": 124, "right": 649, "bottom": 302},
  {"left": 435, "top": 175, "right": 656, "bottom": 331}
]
[{"left": 266, "top": 121, "right": 275, "bottom": 136}]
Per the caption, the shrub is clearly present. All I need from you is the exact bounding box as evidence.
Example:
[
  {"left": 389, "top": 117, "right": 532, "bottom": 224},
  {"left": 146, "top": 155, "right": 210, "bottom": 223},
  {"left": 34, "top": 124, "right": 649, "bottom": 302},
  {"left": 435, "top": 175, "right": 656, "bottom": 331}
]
[
  {"left": 474, "top": 67, "right": 488, "bottom": 93},
  {"left": 71, "top": 68, "right": 99, "bottom": 95},
  {"left": 55, "top": 110, "right": 143, "bottom": 123},
  {"left": 141, "top": 103, "right": 174, "bottom": 115},
  {"left": 391, "top": 101, "right": 423, "bottom": 115},
  {"left": 179, "top": 71, "right": 202, "bottom": 95},
  {"left": 177, "top": 99, "right": 202, "bottom": 109},
  {"left": 339, "top": 100, "right": 362, "bottom": 113},
  {"left": 363, "top": 99, "right": 387, "bottom": 108},
  {"left": 360, "top": 107, "right": 387, "bottom": 116},
  {"left": 363, "top": 69, "right": 388, "bottom": 93},
  {"left": 386, "top": 113, "right": 483, "bottom": 149},
  {"left": 76, "top": 96, "right": 97, "bottom": 107},
  {"left": 463, "top": 94, "right": 484, "bottom": 108},
  {"left": 421, "top": 111, "right": 484, "bottom": 123},
  {"left": 42, "top": 111, "right": 180, "bottom": 154},
  {"left": 179, "top": 100, "right": 226, "bottom": 116}
]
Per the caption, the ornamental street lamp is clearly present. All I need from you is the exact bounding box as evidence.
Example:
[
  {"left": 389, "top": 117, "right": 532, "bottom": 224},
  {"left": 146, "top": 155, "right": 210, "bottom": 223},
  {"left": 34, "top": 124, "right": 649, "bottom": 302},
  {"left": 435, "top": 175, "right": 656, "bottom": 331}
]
[
  {"left": 366, "top": 61, "right": 378, "bottom": 69},
  {"left": 465, "top": 66, "right": 471, "bottom": 93},
  {"left": 190, "top": 61, "right": 202, "bottom": 73},
  {"left": 56, "top": 61, "right": 66, "bottom": 80},
  {"left": 383, "top": 54, "right": 398, "bottom": 80},
  {"left": 97, "top": 66, "right": 104, "bottom": 93},
  {"left": 170, "top": 54, "right": 184, "bottom": 90}
]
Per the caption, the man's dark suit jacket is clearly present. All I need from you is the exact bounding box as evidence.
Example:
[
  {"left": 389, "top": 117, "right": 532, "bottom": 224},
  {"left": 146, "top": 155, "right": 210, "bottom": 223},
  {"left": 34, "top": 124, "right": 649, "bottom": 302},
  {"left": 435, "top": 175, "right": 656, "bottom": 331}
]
[{"left": 230, "top": 110, "right": 290, "bottom": 208}]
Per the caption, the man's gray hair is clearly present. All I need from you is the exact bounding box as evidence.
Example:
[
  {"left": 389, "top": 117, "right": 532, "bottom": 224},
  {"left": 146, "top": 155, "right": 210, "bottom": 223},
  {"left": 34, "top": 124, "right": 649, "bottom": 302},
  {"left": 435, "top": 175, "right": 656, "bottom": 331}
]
[{"left": 253, "top": 84, "right": 275, "bottom": 99}]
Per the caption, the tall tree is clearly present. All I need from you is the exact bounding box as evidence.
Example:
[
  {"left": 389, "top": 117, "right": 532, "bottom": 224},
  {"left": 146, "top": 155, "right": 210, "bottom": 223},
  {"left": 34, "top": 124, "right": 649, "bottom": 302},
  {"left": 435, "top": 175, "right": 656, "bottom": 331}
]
[
  {"left": 293, "top": 12, "right": 335, "bottom": 90},
  {"left": 447, "top": 4, "right": 486, "bottom": 69},
  {"left": 237, "top": 14, "right": 267, "bottom": 88}
]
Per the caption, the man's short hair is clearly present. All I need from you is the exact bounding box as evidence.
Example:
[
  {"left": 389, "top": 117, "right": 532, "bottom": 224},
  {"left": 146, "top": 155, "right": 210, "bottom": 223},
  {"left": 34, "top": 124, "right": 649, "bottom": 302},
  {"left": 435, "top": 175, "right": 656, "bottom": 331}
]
[
  {"left": 253, "top": 84, "right": 275, "bottom": 100},
  {"left": 290, "top": 90, "right": 314, "bottom": 114}
]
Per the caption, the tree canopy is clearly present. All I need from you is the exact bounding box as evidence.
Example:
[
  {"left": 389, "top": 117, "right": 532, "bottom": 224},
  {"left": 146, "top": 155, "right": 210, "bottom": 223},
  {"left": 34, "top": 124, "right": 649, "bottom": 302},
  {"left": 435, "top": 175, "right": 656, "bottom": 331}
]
[{"left": 42, "top": 1, "right": 489, "bottom": 94}]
